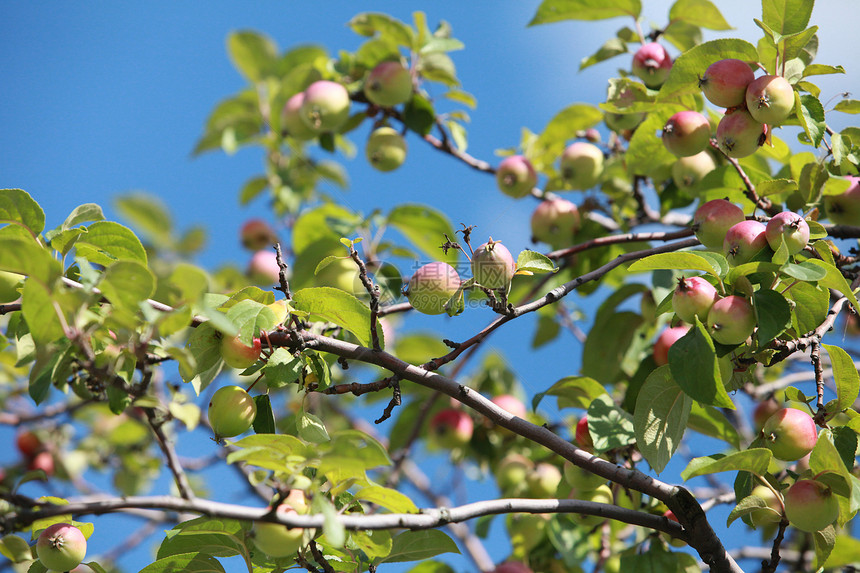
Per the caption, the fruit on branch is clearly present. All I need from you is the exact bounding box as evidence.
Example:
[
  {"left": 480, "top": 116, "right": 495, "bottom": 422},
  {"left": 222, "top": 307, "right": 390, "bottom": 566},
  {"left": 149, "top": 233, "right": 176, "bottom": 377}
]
[
  {"left": 507, "top": 513, "right": 548, "bottom": 554},
  {"left": 672, "top": 151, "right": 717, "bottom": 190},
  {"left": 299, "top": 80, "right": 351, "bottom": 133},
  {"left": 495, "top": 453, "right": 534, "bottom": 496},
  {"left": 365, "top": 126, "right": 407, "bottom": 172},
  {"left": 672, "top": 276, "right": 719, "bottom": 323},
  {"left": 824, "top": 176, "right": 860, "bottom": 225},
  {"left": 471, "top": 239, "right": 516, "bottom": 290},
  {"left": 706, "top": 295, "right": 755, "bottom": 345},
  {"left": 563, "top": 459, "right": 606, "bottom": 492},
  {"left": 492, "top": 562, "right": 534, "bottom": 573},
  {"left": 574, "top": 416, "right": 594, "bottom": 451},
  {"left": 752, "top": 398, "right": 781, "bottom": 431},
  {"left": 722, "top": 220, "right": 768, "bottom": 265},
  {"left": 653, "top": 325, "right": 690, "bottom": 366},
  {"left": 364, "top": 60, "right": 413, "bottom": 107},
  {"left": 208, "top": 385, "right": 258, "bottom": 438},
  {"left": 765, "top": 211, "right": 810, "bottom": 255},
  {"left": 692, "top": 199, "right": 745, "bottom": 249},
  {"left": 281, "top": 92, "right": 317, "bottom": 141},
  {"left": 745, "top": 75, "right": 795, "bottom": 125},
  {"left": 240, "top": 219, "right": 278, "bottom": 251},
  {"left": 762, "top": 407, "right": 818, "bottom": 461},
  {"left": 530, "top": 198, "right": 580, "bottom": 247},
  {"left": 220, "top": 335, "right": 262, "bottom": 369},
  {"left": 631, "top": 42, "right": 672, "bottom": 88},
  {"left": 748, "top": 484, "right": 783, "bottom": 527},
  {"left": 716, "top": 109, "right": 766, "bottom": 158},
  {"left": 575, "top": 484, "right": 614, "bottom": 527},
  {"left": 560, "top": 142, "right": 604, "bottom": 190},
  {"left": 429, "top": 408, "right": 473, "bottom": 449},
  {"left": 490, "top": 394, "right": 527, "bottom": 435},
  {"left": 254, "top": 498, "right": 308, "bottom": 558},
  {"left": 526, "top": 462, "right": 563, "bottom": 498},
  {"left": 0, "top": 270, "right": 23, "bottom": 303},
  {"left": 36, "top": 523, "right": 87, "bottom": 572},
  {"left": 496, "top": 155, "right": 538, "bottom": 198},
  {"left": 28, "top": 451, "right": 55, "bottom": 476},
  {"left": 662, "top": 111, "right": 710, "bottom": 157},
  {"left": 405, "top": 261, "right": 461, "bottom": 315},
  {"left": 315, "top": 257, "right": 359, "bottom": 293},
  {"left": 16, "top": 430, "right": 42, "bottom": 457},
  {"left": 248, "top": 250, "right": 283, "bottom": 285},
  {"left": 699, "top": 58, "right": 755, "bottom": 108},
  {"left": 604, "top": 111, "right": 645, "bottom": 132},
  {"left": 783, "top": 479, "right": 839, "bottom": 532}
]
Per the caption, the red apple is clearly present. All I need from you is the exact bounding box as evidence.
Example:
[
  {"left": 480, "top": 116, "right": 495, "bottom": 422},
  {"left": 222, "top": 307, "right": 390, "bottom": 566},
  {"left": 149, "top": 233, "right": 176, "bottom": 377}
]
[
  {"left": 784, "top": 479, "right": 839, "bottom": 532},
  {"left": 429, "top": 409, "right": 473, "bottom": 449},
  {"left": 220, "top": 335, "right": 262, "bottom": 369},
  {"left": 653, "top": 326, "right": 689, "bottom": 366},
  {"left": 762, "top": 408, "right": 818, "bottom": 461}
]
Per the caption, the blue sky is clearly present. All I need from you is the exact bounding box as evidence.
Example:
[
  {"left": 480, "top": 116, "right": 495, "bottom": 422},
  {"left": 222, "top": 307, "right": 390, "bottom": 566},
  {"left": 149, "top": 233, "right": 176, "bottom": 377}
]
[{"left": 2, "top": 1, "right": 859, "bottom": 572}]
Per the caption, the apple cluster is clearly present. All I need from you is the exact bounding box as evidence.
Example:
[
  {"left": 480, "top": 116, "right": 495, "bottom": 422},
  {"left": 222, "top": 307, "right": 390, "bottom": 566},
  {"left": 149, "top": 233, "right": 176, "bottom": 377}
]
[{"left": 16, "top": 430, "right": 55, "bottom": 477}]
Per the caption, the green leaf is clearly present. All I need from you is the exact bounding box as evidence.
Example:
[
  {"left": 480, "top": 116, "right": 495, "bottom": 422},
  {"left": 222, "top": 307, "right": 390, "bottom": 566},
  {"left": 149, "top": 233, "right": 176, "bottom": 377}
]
[
  {"left": 813, "top": 526, "right": 838, "bottom": 571},
  {"left": 797, "top": 93, "right": 826, "bottom": 148},
  {"left": 515, "top": 250, "right": 557, "bottom": 274},
  {"left": 252, "top": 395, "right": 275, "bottom": 434},
  {"left": 292, "top": 287, "right": 376, "bottom": 348},
  {"left": 387, "top": 204, "right": 457, "bottom": 265},
  {"left": 227, "top": 30, "right": 277, "bottom": 82},
  {"left": 536, "top": 104, "right": 603, "bottom": 156},
  {"left": 263, "top": 348, "right": 304, "bottom": 389},
  {"left": 822, "top": 345, "right": 860, "bottom": 414},
  {"left": 139, "top": 553, "right": 226, "bottom": 573},
  {"left": 834, "top": 99, "right": 860, "bottom": 114},
  {"left": 681, "top": 448, "right": 773, "bottom": 480},
  {"left": 350, "top": 530, "right": 393, "bottom": 560},
  {"left": 658, "top": 39, "right": 758, "bottom": 102},
  {"left": 403, "top": 93, "right": 435, "bottom": 136},
  {"left": 753, "top": 289, "right": 791, "bottom": 345},
  {"left": 60, "top": 203, "right": 105, "bottom": 230},
  {"left": 781, "top": 261, "right": 827, "bottom": 281},
  {"left": 21, "top": 280, "right": 65, "bottom": 344},
  {"left": 762, "top": 0, "right": 813, "bottom": 35},
  {"left": 628, "top": 251, "right": 722, "bottom": 276},
  {"left": 75, "top": 221, "right": 148, "bottom": 265},
  {"left": 669, "top": 0, "right": 731, "bottom": 30},
  {"left": 0, "top": 189, "right": 45, "bottom": 234},
  {"left": 379, "top": 530, "right": 460, "bottom": 564},
  {"left": 579, "top": 37, "right": 627, "bottom": 71},
  {"left": 587, "top": 394, "right": 636, "bottom": 452},
  {"left": 100, "top": 261, "right": 156, "bottom": 313},
  {"left": 634, "top": 366, "right": 691, "bottom": 474},
  {"left": 668, "top": 321, "right": 734, "bottom": 409},
  {"left": 355, "top": 485, "right": 418, "bottom": 514},
  {"left": 532, "top": 376, "right": 607, "bottom": 411},
  {"left": 313, "top": 495, "right": 346, "bottom": 548},
  {"left": 297, "top": 410, "right": 331, "bottom": 444},
  {"left": 348, "top": 12, "right": 415, "bottom": 48},
  {"left": 687, "top": 401, "right": 740, "bottom": 448},
  {"left": 529, "top": 0, "right": 642, "bottom": 25},
  {"left": 582, "top": 311, "right": 643, "bottom": 384},
  {"left": 0, "top": 238, "right": 62, "bottom": 284},
  {"left": 167, "top": 263, "right": 209, "bottom": 304},
  {"left": 224, "top": 299, "right": 277, "bottom": 347},
  {"left": 784, "top": 280, "right": 828, "bottom": 336},
  {"left": 805, "top": 260, "right": 860, "bottom": 314},
  {"left": 114, "top": 192, "right": 173, "bottom": 247}
]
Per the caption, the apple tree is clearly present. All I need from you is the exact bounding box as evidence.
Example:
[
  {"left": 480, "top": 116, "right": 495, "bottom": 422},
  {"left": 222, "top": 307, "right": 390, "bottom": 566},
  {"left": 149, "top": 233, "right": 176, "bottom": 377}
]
[{"left": 2, "top": 1, "right": 860, "bottom": 572}]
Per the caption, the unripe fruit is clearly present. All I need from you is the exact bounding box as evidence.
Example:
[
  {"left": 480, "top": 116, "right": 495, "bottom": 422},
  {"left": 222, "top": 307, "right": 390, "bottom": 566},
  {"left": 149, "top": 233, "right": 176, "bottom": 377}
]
[
  {"left": 672, "top": 151, "right": 716, "bottom": 190},
  {"left": 281, "top": 92, "right": 317, "bottom": 141},
  {"left": 563, "top": 459, "right": 606, "bottom": 492},
  {"left": 16, "top": 430, "right": 42, "bottom": 458},
  {"left": 220, "top": 335, "right": 262, "bottom": 369},
  {"left": 493, "top": 562, "right": 534, "bottom": 573},
  {"left": 240, "top": 219, "right": 278, "bottom": 251},
  {"left": 699, "top": 59, "right": 755, "bottom": 108},
  {"left": 631, "top": 43, "right": 672, "bottom": 89},
  {"left": 406, "top": 262, "right": 461, "bottom": 315},
  {"left": 530, "top": 198, "right": 580, "bottom": 247},
  {"left": 496, "top": 155, "right": 538, "bottom": 198},
  {"left": 748, "top": 484, "right": 783, "bottom": 527},
  {"left": 0, "top": 270, "right": 23, "bottom": 303},
  {"left": 255, "top": 503, "right": 306, "bottom": 557},
  {"left": 365, "top": 127, "right": 407, "bottom": 172},
  {"left": 560, "top": 142, "right": 604, "bottom": 190},
  {"left": 495, "top": 453, "right": 533, "bottom": 495},
  {"left": 526, "top": 462, "right": 563, "bottom": 498},
  {"left": 605, "top": 111, "right": 645, "bottom": 132},
  {"left": 37, "top": 523, "right": 87, "bottom": 571},
  {"left": 672, "top": 276, "right": 718, "bottom": 323},
  {"left": 784, "top": 479, "right": 839, "bottom": 532},
  {"left": 299, "top": 80, "right": 350, "bottom": 133},
  {"left": 723, "top": 220, "right": 768, "bottom": 265},
  {"left": 574, "top": 416, "right": 594, "bottom": 450},
  {"left": 576, "top": 484, "right": 614, "bottom": 527},
  {"left": 707, "top": 295, "right": 755, "bottom": 345},
  {"left": 208, "top": 385, "right": 257, "bottom": 438},
  {"left": 315, "top": 257, "right": 358, "bottom": 293},
  {"left": 765, "top": 212, "right": 810, "bottom": 255},
  {"left": 716, "top": 109, "right": 766, "bottom": 158},
  {"left": 508, "top": 513, "right": 548, "bottom": 553},
  {"left": 653, "top": 326, "right": 689, "bottom": 366},
  {"left": 471, "top": 239, "right": 516, "bottom": 290},
  {"left": 662, "top": 111, "right": 710, "bottom": 157},
  {"left": 693, "top": 199, "right": 745, "bottom": 249},
  {"left": 248, "top": 250, "right": 282, "bottom": 285},
  {"left": 364, "top": 61, "right": 412, "bottom": 107},
  {"left": 745, "top": 75, "right": 795, "bottom": 125},
  {"left": 584, "top": 128, "right": 601, "bottom": 143},
  {"left": 824, "top": 176, "right": 860, "bottom": 225},
  {"left": 762, "top": 408, "right": 818, "bottom": 461},
  {"left": 429, "top": 409, "right": 474, "bottom": 449}
]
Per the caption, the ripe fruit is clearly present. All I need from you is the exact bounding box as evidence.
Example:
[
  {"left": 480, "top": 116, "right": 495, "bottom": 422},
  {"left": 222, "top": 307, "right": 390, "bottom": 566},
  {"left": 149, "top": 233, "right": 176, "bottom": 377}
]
[
  {"left": 662, "top": 111, "right": 710, "bottom": 157},
  {"left": 530, "top": 198, "right": 580, "bottom": 247},
  {"left": 824, "top": 176, "right": 860, "bottom": 225},
  {"left": 220, "top": 335, "right": 262, "bottom": 369},
  {"left": 471, "top": 239, "right": 516, "bottom": 290},
  {"left": 653, "top": 326, "right": 689, "bottom": 366},
  {"left": 496, "top": 155, "right": 538, "bottom": 198},
  {"left": 723, "top": 220, "right": 768, "bottom": 265},
  {"left": 752, "top": 398, "right": 781, "bottom": 431},
  {"left": 16, "top": 430, "right": 42, "bottom": 457},
  {"left": 493, "top": 562, "right": 534, "bottom": 573},
  {"left": 28, "top": 451, "right": 55, "bottom": 476},
  {"left": 717, "top": 109, "right": 766, "bottom": 158},
  {"left": 0, "top": 270, "right": 23, "bottom": 303},
  {"left": 745, "top": 75, "right": 795, "bottom": 125},
  {"left": 365, "top": 127, "right": 407, "bottom": 172},
  {"left": 208, "top": 385, "right": 257, "bottom": 438},
  {"left": 299, "top": 80, "right": 350, "bottom": 133},
  {"left": 495, "top": 453, "right": 533, "bottom": 495},
  {"left": 762, "top": 408, "right": 818, "bottom": 461},
  {"left": 563, "top": 459, "right": 606, "bottom": 492},
  {"left": 406, "top": 262, "right": 461, "bottom": 315},
  {"left": 526, "top": 462, "right": 563, "bottom": 498},
  {"left": 672, "top": 151, "right": 717, "bottom": 190},
  {"left": 699, "top": 59, "right": 755, "bottom": 108},
  {"left": 255, "top": 501, "right": 307, "bottom": 558},
  {"left": 281, "top": 92, "right": 317, "bottom": 140},
  {"left": 429, "top": 409, "right": 474, "bottom": 449},
  {"left": 631, "top": 43, "right": 672, "bottom": 89},
  {"left": 36, "top": 523, "right": 87, "bottom": 571},
  {"left": 491, "top": 394, "right": 527, "bottom": 420},
  {"left": 765, "top": 212, "right": 810, "bottom": 255},
  {"left": 240, "top": 219, "right": 278, "bottom": 251},
  {"left": 784, "top": 479, "right": 839, "bottom": 532},
  {"left": 672, "top": 276, "right": 718, "bottom": 323},
  {"left": 707, "top": 295, "right": 755, "bottom": 345},
  {"left": 574, "top": 416, "right": 594, "bottom": 450},
  {"left": 692, "top": 199, "right": 745, "bottom": 249},
  {"left": 560, "top": 142, "right": 604, "bottom": 190},
  {"left": 748, "top": 484, "right": 783, "bottom": 527},
  {"left": 364, "top": 61, "right": 412, "bottom": 107},
  {"left": 248, "top": 250, "right": 282, "bottom": 285}
]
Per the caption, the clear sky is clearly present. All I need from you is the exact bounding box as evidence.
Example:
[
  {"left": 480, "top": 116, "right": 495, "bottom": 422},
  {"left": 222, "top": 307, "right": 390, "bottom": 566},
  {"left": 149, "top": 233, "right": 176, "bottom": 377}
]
[{"left": 2, "top": 2, "right": 859, "bottom": 572}]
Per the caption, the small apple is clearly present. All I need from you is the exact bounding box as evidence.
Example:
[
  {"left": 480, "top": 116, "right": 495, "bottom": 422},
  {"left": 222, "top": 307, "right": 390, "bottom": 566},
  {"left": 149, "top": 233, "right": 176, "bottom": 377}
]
[
  {"left": 220, "top": 335, "right": 262, "bottom": 369},
  {"left": 405, "top": 262, "right": 461, "bottom": 315},
  {"left": 495, "top": 453, "right": 534, "bottom": 495},
  {"left": 507, "top": 513, "right": 548, "bottom": 554},
  {"left": 692, "top": 199, "right": 745, "bottom": 249},
  {"left": 662, "top": 111, "right": 710, "bottom": 157},
  {"left": 365, "top": 126, "right": 407, "bottom": 172},
  {"left": 429, "top": 409, "right": 473, "bottom": 449},
  {"left": 762, "top": 407, "right": 818, "bottom": 461},
  {"left": 631, "top": 43, "right": 672, "bottom": 88},
  {"left": 716, "top": 109, "right": 766, "bottom": 158},
  {"left": 672, "top": 276, "right": 718, "bottom": 324},
  {"left": 748, "top": 484, "right": 783, "bottom": 527},
  {"left": 247, "top": 250, "right": 283, "bottom": 285},
  {"left": 563, "top": 459, "right": 606, "bottom": 492},
  {"left": 16, "top": 430, "right": 42, "bottom": 458},
  {"left": 574, "top": 416, "right": 594, "bottom": 451},
  {"left": 824, "top": 176, "right": 860, "bottom": 226},
  {"left": 605, "top": 111, "right": 645, "bottom": 132},
  {"left": 28, "top": 451, "right": 55, "bottom": 476},
  {"left": 208, "top": 385, "right": 257, "bottom": 438},
  {"left": 526, "top": 462, "right": 563, "bottom": 498},
  {"left": 471, "top": 239, "right": 516, "bottom": 291},
  {"left": 281, "top": 92, "right": 317, "bottom": 141},
  {"left": 699, "top": 59, "right": 755, "bottom": 108},
  {"left": 653, "top": 326, "right": 690, "bottom": 366},
  {"left": 575, "top": 484, "right": 614, "bottom": 527},
  {"left": 672, "top": 151, "right": 716, "bottom": 190},
  {"left": 254, "top": 503, "right": 306, "bottom": 558},
  {"left": 496, "top": 155, "right": 538, "bottom": 199},
  {"left": 723, "top": 220, "right": 768, "bottom": 265},
  {"left": 752, "top": 398, "right": 781, "bottom": 431},
  {"left": 299, "top": 80, "right": 351, "bottom": 133},
  {"left": 36, "top": 523, "right": 87, "bottom": 572},
  {"left": 491, "top": 394, "right": 527, "bottom": 419},
  {"left": 765, "top": 211, "right": 810, "bottom": 255},
  {"left": 240, "top": 219, "right": 278, "bottom": 251},
  {"left": 784, "top": 479, "right": 839, "bottom": 532},
  {"left": 315, "top": 257, "right": 359, "bottom": 293},
  {"left": 560, "top": 142, "right": 604, "bottom": 190},
  {"left": 707, "top": 295, "right": 755, "bottom": 345},
  {"left": 530, "top": 198, "right": 580, "bottom": 247},
  {"left": 364, "top": 61, "right": 412, "bottom": 107},
  {"left": 745, "top": 75, "right": 795, "bottom": 125}
]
